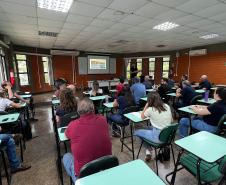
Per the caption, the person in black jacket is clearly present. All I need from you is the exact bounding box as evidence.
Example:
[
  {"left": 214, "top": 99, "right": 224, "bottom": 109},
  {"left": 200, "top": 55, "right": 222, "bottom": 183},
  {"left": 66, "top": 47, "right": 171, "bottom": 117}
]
[
  {"left": 158, "top": 78, "right": 170, "bottom": 102},
  {"left": 199, "top": 75, "right": 212, "bottom": 90}
]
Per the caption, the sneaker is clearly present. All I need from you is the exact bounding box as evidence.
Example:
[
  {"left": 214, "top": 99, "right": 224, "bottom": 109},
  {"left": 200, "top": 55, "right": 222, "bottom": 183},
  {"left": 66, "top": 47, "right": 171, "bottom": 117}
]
[
  {"left": 11, "top": 163, "right": 31, "bottom": 174},
  {"left": 145, "top": 154, "right": 152, "bottom": 162}
]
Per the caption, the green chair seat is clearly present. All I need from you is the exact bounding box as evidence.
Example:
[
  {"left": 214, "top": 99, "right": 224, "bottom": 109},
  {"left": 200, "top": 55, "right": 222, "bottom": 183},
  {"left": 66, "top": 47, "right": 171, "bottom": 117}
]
[
  {"left": 180, "top": 153, "right": 222, "bottom": 183},
  {"left": 142, "top": 138, "right": 164, "bottom": 148}
]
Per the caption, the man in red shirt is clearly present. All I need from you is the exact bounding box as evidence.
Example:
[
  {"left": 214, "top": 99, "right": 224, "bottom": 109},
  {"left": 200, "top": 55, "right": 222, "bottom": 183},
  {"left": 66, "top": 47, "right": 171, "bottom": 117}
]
[
  {"left": 116, "top": 77, "right": 125, "bottom": 96},
  {"left": 63, "top": 98, "right": 112, "bottom": 182}
]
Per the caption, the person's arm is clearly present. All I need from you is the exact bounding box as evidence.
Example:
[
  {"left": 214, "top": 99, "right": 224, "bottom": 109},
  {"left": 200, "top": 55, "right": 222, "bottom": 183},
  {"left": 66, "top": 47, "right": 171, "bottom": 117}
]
[
  {"left": 141, "top": 103, "right": 149, "bottom": 119},
  {"left": 56, "top": 115, "right": 60, "bottom": 123},
  {"left": 5, "top": 84, "right": 14, "bottom": 99},
  {"left": 10, "top": 102, "right": 22, "bottom": 109},
  {"left": 14, "top": 92, "right": 29, "bottom": 104},
  {"left": 191, "top": 105, "right": 211, "bottom": 116},
  {"left": 176, "top": 88, "right": 182, "bottom": 97},
  {"left": 113, "top": 99, "right": 118, "bottom": 107}
]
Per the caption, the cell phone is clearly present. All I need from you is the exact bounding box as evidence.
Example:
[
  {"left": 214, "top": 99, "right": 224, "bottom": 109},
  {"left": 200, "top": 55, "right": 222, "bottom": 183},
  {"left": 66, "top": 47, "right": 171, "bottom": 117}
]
[{"left": 60, "top": 128, "right": 66, "bottom": 133}]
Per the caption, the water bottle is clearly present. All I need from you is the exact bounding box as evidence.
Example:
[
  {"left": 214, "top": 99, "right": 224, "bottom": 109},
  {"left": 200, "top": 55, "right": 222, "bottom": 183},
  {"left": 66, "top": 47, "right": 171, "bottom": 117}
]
[{"left": 204, "top": 90, "right": 209, "bottom": 102}]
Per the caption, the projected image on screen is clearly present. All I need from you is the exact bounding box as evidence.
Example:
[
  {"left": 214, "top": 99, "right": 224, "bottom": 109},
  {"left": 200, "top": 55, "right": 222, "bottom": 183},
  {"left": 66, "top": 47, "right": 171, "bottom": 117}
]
[{"left": 90, "top": 59, "right": 107, "bottom": 70}]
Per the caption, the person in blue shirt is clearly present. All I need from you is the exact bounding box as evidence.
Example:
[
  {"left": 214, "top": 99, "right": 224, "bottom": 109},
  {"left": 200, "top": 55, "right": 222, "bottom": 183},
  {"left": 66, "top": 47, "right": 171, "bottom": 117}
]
[
  {"left": 199, "top": 75, "right": 212, "bottom": 90},
  {"left": 143, "top": 76, "right": 153, "bottom": 89},
  {"left": 130, "top": 77, "right": 146, "bottom": 105}
]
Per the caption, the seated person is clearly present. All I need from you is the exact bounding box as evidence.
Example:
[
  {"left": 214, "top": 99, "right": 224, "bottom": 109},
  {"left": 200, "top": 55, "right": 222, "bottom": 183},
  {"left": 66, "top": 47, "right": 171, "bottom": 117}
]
[
  {"left": 0, "top": 89, "right": 23, "bottom": 112},
  {"left": 1, "top": 81, "right": 29, "bottom": 104},
  {"left": 56, "top": 89, "right": 77, "bottom": 126},
  {"left": 179, "top": 74, "right": 188, "bottom": 88},
  {"left": 158, "top": 78, "right": 170, "bottom": 102},
  {"left": 179, "top": 87, "right": 226, "bottom": 137},
  {"left": 134, "top": 92, "right": 172, "bottom": 161},
  {"left": 63, "top": 98, "right": 112, "bottom": 183},
  {"left": 67, "top": 84, "right": 76, "bottom": 96},
  {"left": 107, "top": 85, "right": 135, "bottom": 135},
  {"left": 175, "top": 80, "right": 197, "bottom": 108},
  {"left": 54, "top": 78, "right": 67, "bottom": 98},
  {"left": 116, "top": 77, "right": 125, "bottom": 96},
  {"left": 199, "top": 75, "right": 212, "bottom": 90},
  {"left": 168, "top": 75, "right": 175, "bottom": 89},
  {"left": 89, "top": 80, "right": 103, "bottom": 96},
  {"left": 0, "top": 126, "right": 31, "bottom": 173},
  {"left": 143, "top": 75, "right": 153, "bottom": 89},
  {"left": 130, "top": 77, "right": 146, "bottom": 105}
]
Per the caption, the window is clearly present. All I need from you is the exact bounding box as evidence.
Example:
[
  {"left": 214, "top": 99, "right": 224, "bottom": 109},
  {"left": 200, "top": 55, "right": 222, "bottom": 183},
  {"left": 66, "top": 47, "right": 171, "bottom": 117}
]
[
  {"left": 162, "top": 57, "right": 170, "bottom": 78},
  {"left": 42, "top": 57, "right": 50, "bottom": 84},
  {"left": 16, "top": 54, "right": 29, "bottom": 86},
  {"left": 149, "top": 58, "right": 155, "bottom": 79},
  {"left": 0, "top": 48, "right": 7, "bottom": 84},
  {"left": 126, "top": 59, "right": 131, "bottom": 79},
  {"left": 136, "top": 58, "right": 142, "bottom": 77}
]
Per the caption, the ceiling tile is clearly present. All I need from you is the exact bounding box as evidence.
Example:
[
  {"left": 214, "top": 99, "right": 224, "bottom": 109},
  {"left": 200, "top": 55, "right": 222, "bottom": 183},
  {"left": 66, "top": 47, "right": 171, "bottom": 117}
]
[
  {"left": 151, "top": 0, "right": 187, "bottom": 8},
  {"left": 97, "top": 9, "right": 128, "bottom": 21},
  {"left": 1, "top": 0, "right": 36, "bottom": 6},
  {"left": 77, "top": 0, "right": 113, "bottom": 7},
  {"left": 120, "top": 14, "right": 148, "bottom": 25},
  {"left": 194, "top": 3, "right": 226, "bottom": 17},
  {"left": 90, "top": 18, "right": 115, "bottom": 28},
  {"left": 69, "top": 1, "right": 104, "bottom": 17},
  {"left": 66, "top": 14, "right": 94, "bottom": 25},
  {"left": 37, "top": 8, "right": 67, "bottom": 21}
]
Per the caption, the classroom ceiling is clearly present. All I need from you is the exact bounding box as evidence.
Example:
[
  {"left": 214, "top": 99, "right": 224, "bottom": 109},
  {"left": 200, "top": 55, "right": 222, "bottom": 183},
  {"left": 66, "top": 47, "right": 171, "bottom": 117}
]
[{"left": 0, "top": 0, "right": 226, "bottom": 53}]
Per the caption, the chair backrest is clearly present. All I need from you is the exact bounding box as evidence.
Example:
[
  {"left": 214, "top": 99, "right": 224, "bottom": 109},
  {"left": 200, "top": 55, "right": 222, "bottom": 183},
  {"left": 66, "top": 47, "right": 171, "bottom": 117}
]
[
  {"left": 218, "top": 155, "right": 226, "bottom": 175},
  {"left": 216, "top": 114, "right": 226, "bottom": 134},
  {"left": 60, "top": 112, "right": 79, "bottom": 127},
  {"left": 79, "top": 155, "right": 119, "bottom": 178},
  {"left": 190, "top": 94, "right": 203, "bottom": 105},
  {"left": 159, "top": 123, "right": 179, "bottom": 144}
]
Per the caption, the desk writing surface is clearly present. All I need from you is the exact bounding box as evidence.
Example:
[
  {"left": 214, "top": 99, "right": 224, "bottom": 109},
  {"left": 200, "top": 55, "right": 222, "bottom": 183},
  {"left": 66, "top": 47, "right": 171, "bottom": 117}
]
[
  {"left": 52, "top": 99, "right": 60, "bottom": 105},
  {"left": 89, "top": 95, "right": 107, "bottom": 101},
  {"left": 195, "top": 89, "right": 205, "bottom": 93},
  {"left": 178, "top": 106, "right": 196, "bottom": 115},
  {"left": 175, "top": 131, "right": 226, "bottom": 163},
  {"left": 109, "top": 89, "right": 117, "bottom": 93},
  {"left": 0, "top": 113, "right": 20, "bottom": 124},
  {"left": 167, "top": 93, "right": 176, "bottom": 97},
  {"left": 103, "top": 102, "right": 114, "bottom": 108},
  {"left": 197, "top": 98, "right": 216, "bottom": 104},
  {"left": 57, "top": 127, "right": 69, "bottom": 142},
  {"left": 146, "top": 89, "right": 156, "bottom": 92},
  {"left": 140, "top": 97, "right": 147, "bottom": 101},
  {"left": 75, "top": 160, "right": 165, "bottom": 185},
  {"left": 124, "top": 111, "right": 148, "bottom": 123},
  {"left": 20, "top": 94, "right": 32, "bottom": 98}
]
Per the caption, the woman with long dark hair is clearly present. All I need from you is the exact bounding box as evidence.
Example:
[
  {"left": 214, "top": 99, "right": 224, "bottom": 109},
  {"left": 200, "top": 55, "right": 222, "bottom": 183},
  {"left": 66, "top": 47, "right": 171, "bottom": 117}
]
[
  {"left": 107, "top": 84, "right": 135, "bottom": 135},
  {"left": 56, "top": 88, "right": 77, "bottom": 124},
  {"left": 134, "top": 92, "right": 172, "bottom": 161}
]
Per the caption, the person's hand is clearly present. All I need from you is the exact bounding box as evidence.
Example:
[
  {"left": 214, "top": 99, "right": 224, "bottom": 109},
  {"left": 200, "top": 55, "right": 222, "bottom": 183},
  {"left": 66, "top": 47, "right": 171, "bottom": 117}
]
[
  {"left": 5, "top": 83, "right": 12, "bottom": 90},
  {"left": 25, "top": 100, "right": 30, "bottom": 104},
  {"left": 0, "top": 126, "right": 2, "bottom": 132}
]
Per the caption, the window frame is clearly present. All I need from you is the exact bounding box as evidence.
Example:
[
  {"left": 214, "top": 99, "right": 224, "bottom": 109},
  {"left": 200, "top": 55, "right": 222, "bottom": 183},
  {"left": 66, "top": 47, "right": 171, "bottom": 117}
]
[
  {"left": 42, "top": 56, "right": 50, "bottom": 84},
  {"left": 149, "top": 57, "right": 156, "bottom": 79},
  {"left": 16, "top": 54, "right": 30, "bottom": 86}
]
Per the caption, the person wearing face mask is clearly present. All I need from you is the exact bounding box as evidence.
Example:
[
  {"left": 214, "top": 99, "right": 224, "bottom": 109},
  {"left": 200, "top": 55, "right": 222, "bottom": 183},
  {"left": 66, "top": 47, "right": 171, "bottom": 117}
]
[{"left": 179, "top": 87, "right": 226, "bottom": 138}]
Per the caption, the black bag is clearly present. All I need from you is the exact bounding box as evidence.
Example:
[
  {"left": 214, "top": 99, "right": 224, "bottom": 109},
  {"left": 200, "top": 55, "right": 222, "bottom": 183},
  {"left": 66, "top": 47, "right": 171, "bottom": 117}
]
[
  {"left": 23, "top": 119, "right": 32, "bottom": 140},
  {"left": 157, "top": 146, "right": 170, "bottom": 162}
]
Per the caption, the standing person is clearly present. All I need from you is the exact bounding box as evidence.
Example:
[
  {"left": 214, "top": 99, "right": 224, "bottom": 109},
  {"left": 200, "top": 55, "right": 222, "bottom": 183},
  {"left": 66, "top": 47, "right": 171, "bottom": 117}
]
[
  {"left": 130, "top": 63, "right": 139, "bottom": 81},
  {"left": 134, "top": 92, "right": 172, "bottom": 161},
  {"left": 0, "top": 127, "right": 31, "bottom": 173},
  {"left": 130, "top": 77, "right": 146, "bottom": 105},
  {"left": 56, "top": 89, "right": 77, "bottom": 126},
  {"left": 63, "top": 98, "right": 112, "bottom": 183},
  {"left": 116, "top": 77, "right": 125, "bottom": 96},
  {"left": 168, "top": 75, "right": 175, "bottom": 89},
  {"left": 179, "top": 87, "right": 226, "bottom": 137},
  {"left": 107, "top": 85, "right": 135, "bottom": 136},
  {"left": 89, "top": 80, "right": 103, "bottom": 96},
  {"left": 199, "top": 75, "right": 212, "bottom": 90}
]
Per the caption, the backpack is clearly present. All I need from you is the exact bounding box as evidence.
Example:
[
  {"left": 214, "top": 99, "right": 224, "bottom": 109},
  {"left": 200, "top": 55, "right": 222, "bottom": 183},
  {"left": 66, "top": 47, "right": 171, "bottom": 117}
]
[{"left": 156, "top": 146, "right": 170, "bottom": 162}]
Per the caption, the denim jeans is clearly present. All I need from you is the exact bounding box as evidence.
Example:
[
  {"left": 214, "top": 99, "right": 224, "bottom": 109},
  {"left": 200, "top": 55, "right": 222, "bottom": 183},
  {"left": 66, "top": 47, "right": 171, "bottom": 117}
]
[
  {"left": 63, "top": 153, "right": 77, "bottom": 183},
  {"left": 0, "top": 134, "right": 21, "bottom": 170},
  {"left": 134, "top": 127, "right": 162, "bottom": 143},
  {"left": 179, "top": 118, "right": 218, "bottom": 138}
]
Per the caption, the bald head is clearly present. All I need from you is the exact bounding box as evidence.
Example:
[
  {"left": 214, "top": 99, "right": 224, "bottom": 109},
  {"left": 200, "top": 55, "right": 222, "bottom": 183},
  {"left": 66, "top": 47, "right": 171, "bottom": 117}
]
[
  {"left": 200, "top": 75, "right": 208, "bottom": 81},
  {"left": 77, "top": 98, "right": 94, "bottom": 115}
]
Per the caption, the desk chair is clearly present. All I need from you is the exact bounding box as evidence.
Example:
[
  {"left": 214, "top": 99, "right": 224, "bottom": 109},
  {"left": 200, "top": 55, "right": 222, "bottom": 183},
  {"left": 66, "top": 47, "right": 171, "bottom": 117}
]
[
  {"left": 0, "top": 146, "right": 11, "bottom": 185},
  {"left": 79, "top": 155, "right": 119, "bottom": 178},
  {"left": 136, "top": 123, "right": 179, "bottom": 175}
]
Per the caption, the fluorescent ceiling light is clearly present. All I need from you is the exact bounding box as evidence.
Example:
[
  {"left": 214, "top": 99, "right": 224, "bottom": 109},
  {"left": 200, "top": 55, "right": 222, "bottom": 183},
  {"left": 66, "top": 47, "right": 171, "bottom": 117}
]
[
  {"left": 153, "top": 21, "right": 179, "bottom": 31},
  {"left": 200, "top": 34, "right": 219, "bottom": 39},
  {"left": 37, "top": 0, "right": 73, "bottom": 12}
]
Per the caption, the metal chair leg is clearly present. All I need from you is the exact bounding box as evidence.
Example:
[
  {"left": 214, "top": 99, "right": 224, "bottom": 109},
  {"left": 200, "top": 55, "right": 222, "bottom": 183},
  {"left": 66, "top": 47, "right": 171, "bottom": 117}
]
[
  {"left": 136, "top": 140, "right": 143, "bottom": 159},
  {"left": 154, "top": 148, "right": 159, "bottom": 175},
  {"left": 171, "top": 144, "right": 176, "bottom": 165},
  {"left": 120, "top": 127, "right": 125, "bottom": 152},
  {"left": 19, "top": 138, "right": 24, "bottom": 162},
  {"left": 1, "top": 151, "right": 11, "bottom": 185}
]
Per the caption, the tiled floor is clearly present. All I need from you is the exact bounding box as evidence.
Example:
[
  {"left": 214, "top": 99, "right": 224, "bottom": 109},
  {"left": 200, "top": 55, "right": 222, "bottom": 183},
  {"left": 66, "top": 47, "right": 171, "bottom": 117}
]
[{"left": 1, "top": 93, "right": 216, "bottom": 185}]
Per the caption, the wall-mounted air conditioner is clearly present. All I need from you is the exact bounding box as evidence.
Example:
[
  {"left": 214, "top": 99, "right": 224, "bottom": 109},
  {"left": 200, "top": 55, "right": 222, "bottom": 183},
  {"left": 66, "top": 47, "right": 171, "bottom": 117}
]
[
  {"left": 50, "top": 49, "right": 80, "bottom": 56},
  {"left": 189, "top": 49, "right": 207, "bottom": 56}
]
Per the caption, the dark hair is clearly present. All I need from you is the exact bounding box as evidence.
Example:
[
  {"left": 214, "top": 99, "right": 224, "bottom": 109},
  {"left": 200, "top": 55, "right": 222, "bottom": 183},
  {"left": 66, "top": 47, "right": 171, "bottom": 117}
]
[
  {"left": 55, "top": 78, "right": 67, "bottom": 90},
  {"left": 92, "top": 80, "right": 99, "bottom": 92},
  {"left": 59, "top": 89, "right": 77, "bottom": 112},
  {"left": 120, "top": 84, "right": 134, "bottom": 106},
  {"left": 162, "top": 78, "right": 168, "bottom": 83},
  {"left": 216, "top": 87, "right": 226, "bottom": 103},
  {"left": 119, "top": 77, "right": 125, "bottom": 84},
  {"left": 147, "top": 92, "right": 167, "bottom": 113},
  {"left": 182, "top": 74, "right": 188, "bottom": 80},
  {"left": 77, "top": 98, "right": 94, "bottom": 115},
  {"left": 0, "top": 89, "right": 6, "bottom": 98},
  {"left": 182, "top": 80, "right": 191, "bottom": 87}
]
